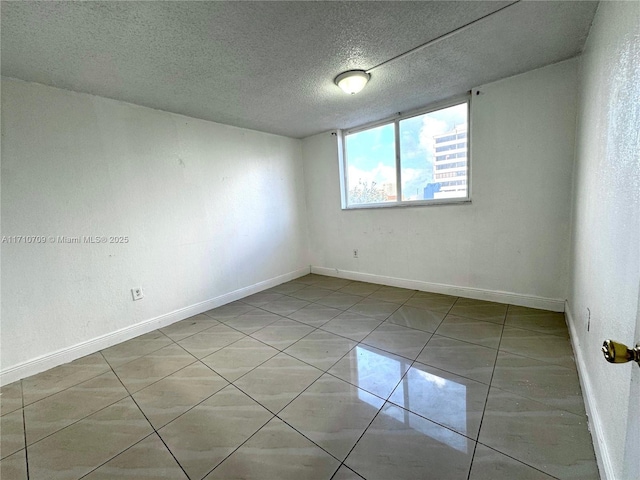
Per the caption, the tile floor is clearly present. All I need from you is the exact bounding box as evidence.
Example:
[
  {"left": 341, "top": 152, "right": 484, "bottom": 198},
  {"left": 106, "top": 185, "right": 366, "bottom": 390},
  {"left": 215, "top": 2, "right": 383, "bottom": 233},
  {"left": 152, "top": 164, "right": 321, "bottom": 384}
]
[{"left": 0, "top": 274, "right": 599, "bottom": 480}]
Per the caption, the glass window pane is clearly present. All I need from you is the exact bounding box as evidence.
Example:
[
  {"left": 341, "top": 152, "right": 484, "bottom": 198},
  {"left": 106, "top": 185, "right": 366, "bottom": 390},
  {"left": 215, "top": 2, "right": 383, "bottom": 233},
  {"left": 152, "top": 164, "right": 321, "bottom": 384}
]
[
  {"left": 399, "top": 103, "right": 468, "bottom": 201},
  {"left": 345, "top": 123, "right": 397, "bottom": 206}
]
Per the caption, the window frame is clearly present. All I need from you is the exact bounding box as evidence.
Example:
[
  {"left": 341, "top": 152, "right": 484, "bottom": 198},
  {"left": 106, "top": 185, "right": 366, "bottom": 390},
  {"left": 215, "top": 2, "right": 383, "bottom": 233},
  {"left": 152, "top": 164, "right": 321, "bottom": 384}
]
[{"left": 338, "top": 94, "right": 472, "bottom": 210}]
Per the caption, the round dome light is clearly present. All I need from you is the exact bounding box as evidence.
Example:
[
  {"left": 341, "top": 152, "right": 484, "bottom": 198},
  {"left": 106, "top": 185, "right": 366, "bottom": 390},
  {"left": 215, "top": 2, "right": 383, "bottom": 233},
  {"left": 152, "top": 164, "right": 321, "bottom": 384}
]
[{"left": 334, "top": 70, "right": 370, "bottom": 95}]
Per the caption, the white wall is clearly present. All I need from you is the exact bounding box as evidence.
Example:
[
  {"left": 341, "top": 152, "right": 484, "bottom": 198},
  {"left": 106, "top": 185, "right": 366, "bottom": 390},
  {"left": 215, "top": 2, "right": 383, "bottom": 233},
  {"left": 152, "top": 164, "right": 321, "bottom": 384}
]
[
  {"left": 567, "top": 3, "right": 640, "bottom": 480},
  {"left": 1, "top": 77, "right": 309, "bottom": 381},
  {"left": 303, "top": 59, "right": 578, "bottom": 309}
]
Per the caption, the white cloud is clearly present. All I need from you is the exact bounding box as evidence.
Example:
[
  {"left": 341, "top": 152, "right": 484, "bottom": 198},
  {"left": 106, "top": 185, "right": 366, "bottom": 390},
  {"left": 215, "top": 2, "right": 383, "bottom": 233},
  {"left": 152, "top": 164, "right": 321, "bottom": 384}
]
[
  {"left": 419, "top": 116, "right": 448, "bottom": 154},
  {"left": 348, "top": 162, "right": 396, "bottom": 187}
]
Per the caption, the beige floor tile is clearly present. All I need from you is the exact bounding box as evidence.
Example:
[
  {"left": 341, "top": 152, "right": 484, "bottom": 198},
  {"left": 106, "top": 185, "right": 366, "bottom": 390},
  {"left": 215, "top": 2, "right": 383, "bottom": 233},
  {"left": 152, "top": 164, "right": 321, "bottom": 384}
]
[
  {"left": 241, "top": 291, "right": 285, "bottom": 306},
  {"left": 0, "top": 448, "right": 27, "bottom": 480},
  {"left": 507, "top": 305, "right": 563, "bottom": 317},
  {"left": 201, "top": 337, "right": 279, "bottom": 382},
  {"left": 27, "top": 397, "right": 153, "bottom": 480},
  {"left": 388, "top": 362, "right": 489, "bottom": 440},
  {"left": 284, "top": 330, "right": 356, "bottom": 371},
  {"left": 417, "top": 335, "right": 497, "bottom": 384},
  {"left": 112, "top": 344, "right": 196, "bottom": 393},
  {"left": 265, "top": 282, "right": 307, "bottom": 295},
  {"left": 101, "top": 330, "right": 173, "bottom": 367},
  {"left": 362, "top": 322, "right": 432, "bottom": 360},
  {"left": 25, "top": 370, "right": 128, "bottom": 445},
  {"left": 386, "top": 305, "right": 445, "bottom": 333},
  {"left": 345, "top": 402, "right": 474, "bottom": 480},
  {"left": 328, "top": 345, "right": 411, "bottom": 399},
  {"left": 203, "top": 417, "right": 340, "bottom": 480},
  {"left": 234, "top": 353, "right": 322, "bottom": 413},
  {"left": 133, "top": 362, "right": 228, "bottom": 429},
  {"left": 449, "top": 299, "right": 508, "bottom": 324},
  {"left": 223, "top": 310, "right": 283, "bottom": 334},
  {"left": 332, "top": 465, "right": 364, "bottom": 480},
  {"left": 279, "top": 374, "right": 383, "bottom": 460},
  {"left": 0, "top": 408, "right": 25, "bottom": 460},
  {"left": 500, "top": 326, "right": 576, "bottom": 368},
  {"left": 403, "top": 292, "right": 457, "bottom": 313},
  {"left": 320, "top": 312, "right": 382, "bottom": 342},
  {"left": 491, "top": 351, "right": 585, "bottom": 416},
  {"left": 347, "top": 298, "right": 400, "bottom": 320},
  {"left": 434, "top": 315, "right": 503, "bottom": 348},
  {"left": 337, "top": 281, "right": 381, "bottom": 296},
  {"left": 478, "top": 387, "right": 599, "bottom": 480},
  {"left": 316, "top": 292, "right": 364, "bottom": 310},
  {"left": 158, "top": 385, "right": 272, "bottom": 480},
  {"left": 177, "top": 324, "right": 245, "bottom": 358},
  {"left": 505, "top": 307, "right": 569, "bottom": 338},
  {"left": 261, "top": 298, "right": 310, "bottom": 316},
  {"left": 22, "top": 353, "right": 111, "bottom": 405},
  {"left": 287, "top": 304, "right": 343, "bottom": 327},
  {"left": 293, "top": 274, "right": 327, "bottom": 285},
  {"left": 367, "top": 286, "right": 415, "bottom": 304},
  {"left": 159, "top": 314, "right": 220, "bottom": 341},
  {"left": 250, "top": 318, "right": 315, "bottom": 350},
  {"left": 288, "top": 285, "right": 334, "bottom": 302},
  {"left": 313, "top": 278, "right": 353, "bottom": 291},
  {"left": 202, "top": 302, "right": 257, "bottom": 320},
  {"left": 83, "top": 434, "right": 188, "bottom": 480},
  {"left": 469, "top": 443, "right": 555, "bottom": 480},
  {"left": 0, "top": 381, "right": 23, "bottom": 416}
]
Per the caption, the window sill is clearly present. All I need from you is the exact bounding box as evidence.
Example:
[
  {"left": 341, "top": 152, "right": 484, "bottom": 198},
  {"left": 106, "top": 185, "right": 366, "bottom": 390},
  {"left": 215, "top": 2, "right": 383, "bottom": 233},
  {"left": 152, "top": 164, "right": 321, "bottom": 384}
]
[{"left": 342, "top": 198, "right": 472, "bottom": 210}]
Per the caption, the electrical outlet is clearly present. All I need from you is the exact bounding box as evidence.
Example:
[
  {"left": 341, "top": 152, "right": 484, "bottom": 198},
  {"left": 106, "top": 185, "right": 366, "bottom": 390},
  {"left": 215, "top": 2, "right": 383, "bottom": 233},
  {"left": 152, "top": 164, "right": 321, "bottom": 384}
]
[
  {"left": 353, "top": 249, "right": 358, "bottom": 258},
  {"left": 131, "top": 287, "right": 144, "bottom": 301}
]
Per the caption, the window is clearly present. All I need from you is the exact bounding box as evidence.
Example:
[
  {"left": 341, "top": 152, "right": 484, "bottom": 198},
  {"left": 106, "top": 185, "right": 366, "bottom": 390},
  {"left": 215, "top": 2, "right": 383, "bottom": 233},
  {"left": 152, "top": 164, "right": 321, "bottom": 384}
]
[{"left": 339, "top": 98, "right": 470, "bottom": 208}]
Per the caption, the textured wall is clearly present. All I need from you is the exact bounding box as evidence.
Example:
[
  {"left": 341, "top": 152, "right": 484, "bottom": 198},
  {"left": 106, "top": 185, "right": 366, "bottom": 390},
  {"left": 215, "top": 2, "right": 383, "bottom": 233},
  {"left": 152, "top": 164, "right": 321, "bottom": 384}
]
[
  {"left": 568, "top": 2, "right": 640, "bottom": 479},
  {"left": 1, "top": 77, "right": 309, "bottom": 372},
  {"left": 302, "top": 59, "right": 578, "bottom": 304}
]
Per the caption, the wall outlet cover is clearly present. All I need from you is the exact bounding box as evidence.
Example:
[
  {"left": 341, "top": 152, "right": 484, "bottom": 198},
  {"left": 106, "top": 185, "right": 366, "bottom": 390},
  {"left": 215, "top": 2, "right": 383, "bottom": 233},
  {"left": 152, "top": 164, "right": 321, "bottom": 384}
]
[{"left": 131, "top": 287, "right": 144, "bottom": 301}]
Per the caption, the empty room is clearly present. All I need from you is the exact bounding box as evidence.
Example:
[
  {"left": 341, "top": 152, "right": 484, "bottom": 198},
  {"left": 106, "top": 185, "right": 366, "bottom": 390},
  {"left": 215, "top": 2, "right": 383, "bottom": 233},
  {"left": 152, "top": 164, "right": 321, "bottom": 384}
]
[{"left": 1, "top": 1, "right": 638, "bottom": 480}]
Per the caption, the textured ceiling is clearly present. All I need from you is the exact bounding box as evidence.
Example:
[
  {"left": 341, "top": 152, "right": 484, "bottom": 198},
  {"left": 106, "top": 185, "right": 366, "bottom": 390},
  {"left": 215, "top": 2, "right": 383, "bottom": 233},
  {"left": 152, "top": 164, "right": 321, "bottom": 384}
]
[{"left": 1, "top": 1, "right": 598, "bottom": 138}]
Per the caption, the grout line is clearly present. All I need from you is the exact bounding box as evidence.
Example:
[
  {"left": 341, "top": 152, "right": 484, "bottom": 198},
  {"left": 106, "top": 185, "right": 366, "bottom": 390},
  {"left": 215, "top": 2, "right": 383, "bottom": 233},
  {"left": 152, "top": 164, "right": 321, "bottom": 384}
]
[
  {"left": 103, "top": 353, "right": 193, "bottom": 480},
  {"left": 20, "top": 365, "right": 112, "bottom": 408},
  {"left": 501, "top": 317, "right": 572, "bottom": 339},
  {"left": 25, "top": 358, "right": 160, "bottom": 479},
  {"left": 466, "top": 305, "right": 508, "bottom": 480},
  {"left": 21, "top": 393, "right": 31, "bottom": 480},
  {"left": 129, "top": 406, "right": 192, "bottom": 480},
  {"left": 496, "top": 339, "right": 577, "bottom": 370},
  {"left": 22, "top": 359, "right": 133, "bottom": 449},
  {"left": 331, "top": 464, "right": 367, "bottom": 480},
  {"left": 472, "top": 441, "right": 563, "bottom": 480},
  {"left": 75, "top": 431, "right": 158, "bottom": 480},
  {"left": 197, "top": 411, "right": 276, "bottom": 480}
]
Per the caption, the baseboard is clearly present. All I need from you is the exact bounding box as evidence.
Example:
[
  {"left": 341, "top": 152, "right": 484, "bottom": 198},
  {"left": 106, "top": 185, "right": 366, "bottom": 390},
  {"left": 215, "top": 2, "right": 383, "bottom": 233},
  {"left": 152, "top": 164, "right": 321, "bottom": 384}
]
[
  {"left": 0, "top": 266, "right": 311, "bottom": 386},
  {"left": 565, "top": 302, "right": 612, "bottom": 480},
  {"left": 311, "top": 266, "right": 565, "bottom": 312}
]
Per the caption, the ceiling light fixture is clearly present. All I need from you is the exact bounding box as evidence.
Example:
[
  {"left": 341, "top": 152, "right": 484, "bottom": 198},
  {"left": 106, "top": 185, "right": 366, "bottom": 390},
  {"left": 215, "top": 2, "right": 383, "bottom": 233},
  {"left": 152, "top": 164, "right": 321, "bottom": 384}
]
[
  {"left": 334, "top": 70, "right": 370, "bottom": 95},
  {"left": 332, "top": 0, "right": 521, "bottom": 95}
]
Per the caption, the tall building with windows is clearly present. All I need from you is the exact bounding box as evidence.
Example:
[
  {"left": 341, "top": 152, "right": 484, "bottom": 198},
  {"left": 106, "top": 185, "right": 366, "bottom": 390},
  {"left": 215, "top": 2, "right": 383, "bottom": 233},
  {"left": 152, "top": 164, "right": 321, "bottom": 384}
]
[{"left": 431, "top": 125, "right": 468, "bottom": 199}]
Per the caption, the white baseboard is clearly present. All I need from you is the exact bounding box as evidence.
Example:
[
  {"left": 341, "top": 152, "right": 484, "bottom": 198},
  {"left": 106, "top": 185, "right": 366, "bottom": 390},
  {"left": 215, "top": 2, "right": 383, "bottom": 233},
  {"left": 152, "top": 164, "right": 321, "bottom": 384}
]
[
  {"left": 564, "top": 302, "right": 612, "bottom": 480},
  {"left": 0, "top": 267, "right": 310, "bottom": 386},
  {"left": 311, "top": 266, "right": 565, "bottom": 312}
]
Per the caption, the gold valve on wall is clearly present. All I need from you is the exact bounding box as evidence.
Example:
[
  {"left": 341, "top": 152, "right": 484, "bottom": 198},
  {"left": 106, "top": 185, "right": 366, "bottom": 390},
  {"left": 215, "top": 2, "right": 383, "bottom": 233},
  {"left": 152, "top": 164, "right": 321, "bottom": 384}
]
[{"left": 601, "top": 340, "right": 640, "bottom": 366}]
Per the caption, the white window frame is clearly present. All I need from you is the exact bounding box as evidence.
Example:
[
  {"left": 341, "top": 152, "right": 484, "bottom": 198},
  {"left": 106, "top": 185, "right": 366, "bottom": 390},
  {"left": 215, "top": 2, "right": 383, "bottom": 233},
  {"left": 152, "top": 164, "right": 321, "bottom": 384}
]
[{"left": 338, "top": 94, "right": 472, "bottom": 210}]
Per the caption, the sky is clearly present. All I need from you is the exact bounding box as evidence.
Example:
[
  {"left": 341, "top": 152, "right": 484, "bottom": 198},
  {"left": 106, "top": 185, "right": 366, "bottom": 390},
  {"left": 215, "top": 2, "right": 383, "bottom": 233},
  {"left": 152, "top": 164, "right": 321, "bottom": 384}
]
[{"left": 345, "top": 102, "right": 467, "bottom": 200}]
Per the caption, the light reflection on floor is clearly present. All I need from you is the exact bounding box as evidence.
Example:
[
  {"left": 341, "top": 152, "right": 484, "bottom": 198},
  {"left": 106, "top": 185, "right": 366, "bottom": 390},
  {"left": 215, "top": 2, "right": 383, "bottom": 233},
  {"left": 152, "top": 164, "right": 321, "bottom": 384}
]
[{"left": 355, "top": 345, "right": 469, "bottom": 453}]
